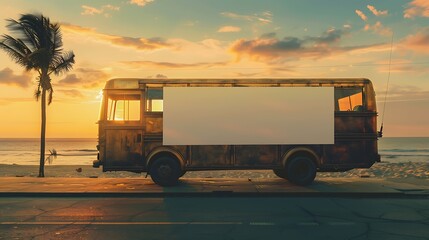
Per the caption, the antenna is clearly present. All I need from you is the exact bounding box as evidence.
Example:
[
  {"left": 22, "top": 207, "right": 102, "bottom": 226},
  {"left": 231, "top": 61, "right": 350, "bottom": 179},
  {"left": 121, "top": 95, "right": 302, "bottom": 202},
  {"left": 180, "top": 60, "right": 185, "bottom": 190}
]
[{"left": 379, "top": 32, "right": 394, "bottom": 138}]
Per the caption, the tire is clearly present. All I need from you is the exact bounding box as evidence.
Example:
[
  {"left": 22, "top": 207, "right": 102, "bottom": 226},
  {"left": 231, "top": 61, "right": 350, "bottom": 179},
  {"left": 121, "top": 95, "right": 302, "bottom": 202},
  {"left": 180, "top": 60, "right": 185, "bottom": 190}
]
[
  {"left": 150, "top": 157, "right": 181, "bottom": 186},
  {"left": 273, "top": 169, "right": 288, "bottom": 179},
  {"left": 179, "top": 170, "right": 187, "bottom": 178},
  {"left": 286, "top": 156, "right": 316, "bottom": 186}
]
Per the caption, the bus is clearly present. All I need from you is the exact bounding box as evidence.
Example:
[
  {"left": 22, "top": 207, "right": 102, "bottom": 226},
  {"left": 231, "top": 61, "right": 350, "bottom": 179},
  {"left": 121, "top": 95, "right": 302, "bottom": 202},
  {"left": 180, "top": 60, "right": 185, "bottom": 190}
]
[{"left": 93, "top": 78, "right": 381, "bottom": 186}]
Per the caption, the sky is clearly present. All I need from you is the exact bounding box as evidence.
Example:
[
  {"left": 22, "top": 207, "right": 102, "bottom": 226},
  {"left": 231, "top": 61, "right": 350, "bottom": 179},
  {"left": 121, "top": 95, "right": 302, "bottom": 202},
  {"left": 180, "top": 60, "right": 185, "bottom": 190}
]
[{"left": 0, "top": 0, "right": 428, "bottom": 138}]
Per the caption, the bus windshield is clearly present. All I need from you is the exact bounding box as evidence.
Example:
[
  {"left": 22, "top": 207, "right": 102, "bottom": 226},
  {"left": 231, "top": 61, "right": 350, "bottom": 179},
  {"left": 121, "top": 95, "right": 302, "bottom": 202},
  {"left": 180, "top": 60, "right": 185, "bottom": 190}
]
[{"left": 107, "top": 93, "right": 140, "bottom": 121}]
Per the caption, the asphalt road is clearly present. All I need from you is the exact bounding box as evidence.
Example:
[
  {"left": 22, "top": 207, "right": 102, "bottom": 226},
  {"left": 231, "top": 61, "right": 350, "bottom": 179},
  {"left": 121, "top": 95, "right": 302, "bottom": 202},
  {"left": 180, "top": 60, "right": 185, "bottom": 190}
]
[{"left": 1, "top": 196, "right": 428, "bottom": 240}]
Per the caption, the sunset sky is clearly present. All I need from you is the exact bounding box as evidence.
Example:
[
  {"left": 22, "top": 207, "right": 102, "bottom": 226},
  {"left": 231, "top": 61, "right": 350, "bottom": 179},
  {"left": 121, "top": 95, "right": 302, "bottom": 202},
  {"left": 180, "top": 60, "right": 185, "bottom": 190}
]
[{"left": 0, "top": 0, "right": 428, "bottom": 138}]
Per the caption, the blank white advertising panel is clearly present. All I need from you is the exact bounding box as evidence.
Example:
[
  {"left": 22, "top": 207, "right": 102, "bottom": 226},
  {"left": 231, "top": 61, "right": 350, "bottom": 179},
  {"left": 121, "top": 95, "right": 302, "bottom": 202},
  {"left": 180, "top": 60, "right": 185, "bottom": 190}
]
[{"left": 163, "top": 87, "right": 334, "bottom": 145}]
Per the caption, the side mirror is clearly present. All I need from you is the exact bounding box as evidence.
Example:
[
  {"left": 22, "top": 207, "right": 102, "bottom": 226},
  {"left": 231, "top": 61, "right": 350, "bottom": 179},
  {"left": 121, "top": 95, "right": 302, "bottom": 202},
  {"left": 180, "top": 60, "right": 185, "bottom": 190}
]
[{"left": 377, "top": 125, "right": 383, "bottom": 138}]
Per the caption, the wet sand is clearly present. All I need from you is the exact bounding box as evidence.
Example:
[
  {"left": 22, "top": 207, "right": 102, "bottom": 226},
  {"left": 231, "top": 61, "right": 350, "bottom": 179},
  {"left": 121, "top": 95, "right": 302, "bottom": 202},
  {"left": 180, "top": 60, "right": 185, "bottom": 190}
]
[{"left": 0, "top": 161, "right": 428, "bottom": 179}]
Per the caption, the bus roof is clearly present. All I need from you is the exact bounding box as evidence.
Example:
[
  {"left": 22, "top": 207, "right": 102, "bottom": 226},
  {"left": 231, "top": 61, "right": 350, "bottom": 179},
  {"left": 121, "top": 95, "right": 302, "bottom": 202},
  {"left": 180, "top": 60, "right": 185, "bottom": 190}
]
[{"left": 104, "top": 78, "right": 372, "bottom": 89}]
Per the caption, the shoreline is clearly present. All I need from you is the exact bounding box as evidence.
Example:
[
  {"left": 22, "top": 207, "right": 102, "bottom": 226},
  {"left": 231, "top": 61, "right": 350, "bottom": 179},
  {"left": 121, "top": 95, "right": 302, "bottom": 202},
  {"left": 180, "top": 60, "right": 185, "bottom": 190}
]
[{"left": 0, "top": 161, "right": 427, "bottom": 179}]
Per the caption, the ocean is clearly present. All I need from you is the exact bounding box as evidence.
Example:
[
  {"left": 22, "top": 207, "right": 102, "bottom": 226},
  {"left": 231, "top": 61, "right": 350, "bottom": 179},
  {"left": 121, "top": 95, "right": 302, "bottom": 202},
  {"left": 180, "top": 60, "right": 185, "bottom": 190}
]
[
  {"left": 0, "top": 138, "right": 98, "bottom": 165},
  {"left": 0, "top": 137, "right": 428, "bottom": 165}
]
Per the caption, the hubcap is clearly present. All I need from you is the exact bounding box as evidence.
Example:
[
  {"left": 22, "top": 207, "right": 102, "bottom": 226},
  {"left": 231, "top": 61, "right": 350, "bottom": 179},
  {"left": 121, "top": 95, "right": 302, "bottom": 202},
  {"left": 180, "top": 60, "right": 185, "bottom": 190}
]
[{"left": 158, "top": 164, "right": 172, "bottom": 177}]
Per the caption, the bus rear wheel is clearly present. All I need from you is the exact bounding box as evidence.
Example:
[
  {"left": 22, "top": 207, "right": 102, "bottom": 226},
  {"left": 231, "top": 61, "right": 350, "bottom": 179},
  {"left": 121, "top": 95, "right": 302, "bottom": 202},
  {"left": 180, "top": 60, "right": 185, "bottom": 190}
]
[
  {"left": 286, "top": 156, "right": 316, "bottom": 186},
  {"left": 150, "top": 157, "right": 181, "bottom": 186}
]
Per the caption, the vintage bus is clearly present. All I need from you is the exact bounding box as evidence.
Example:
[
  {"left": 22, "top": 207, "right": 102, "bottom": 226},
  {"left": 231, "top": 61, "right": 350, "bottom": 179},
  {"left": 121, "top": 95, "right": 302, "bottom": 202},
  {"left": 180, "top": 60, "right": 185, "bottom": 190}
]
[{"left": 93, "top": 78, "right": 380, "bottom": 186}]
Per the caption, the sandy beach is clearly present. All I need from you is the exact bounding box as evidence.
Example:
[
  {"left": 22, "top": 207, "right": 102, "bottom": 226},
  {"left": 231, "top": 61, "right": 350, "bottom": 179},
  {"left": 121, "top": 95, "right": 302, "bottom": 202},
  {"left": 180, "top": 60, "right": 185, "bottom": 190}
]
[{"left": 0, "top": 161, "right": 428, "bottom": 179}]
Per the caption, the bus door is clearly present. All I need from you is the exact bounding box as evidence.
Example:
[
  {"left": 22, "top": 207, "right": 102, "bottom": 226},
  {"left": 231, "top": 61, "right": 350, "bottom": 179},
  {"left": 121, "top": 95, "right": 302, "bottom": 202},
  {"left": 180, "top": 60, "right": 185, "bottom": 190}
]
[
  {"left": 104, "top": 92, "right": 143, "bottom": 167},
  {"left": 143, "top": 88, "right": 164, "bottom": 159}
]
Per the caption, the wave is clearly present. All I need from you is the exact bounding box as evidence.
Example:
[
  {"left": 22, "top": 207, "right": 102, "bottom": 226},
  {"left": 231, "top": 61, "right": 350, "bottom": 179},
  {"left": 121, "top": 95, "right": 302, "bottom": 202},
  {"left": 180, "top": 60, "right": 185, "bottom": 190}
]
[
  {"left": 62, "top": 149, "right": 98, "bottom": 153},
  {"left": 57, "top": 154, "right": 96, "bottom": 157}
]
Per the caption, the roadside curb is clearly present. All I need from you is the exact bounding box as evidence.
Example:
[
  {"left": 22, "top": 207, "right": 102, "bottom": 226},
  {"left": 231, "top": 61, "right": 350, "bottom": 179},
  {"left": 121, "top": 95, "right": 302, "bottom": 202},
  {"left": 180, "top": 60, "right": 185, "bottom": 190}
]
[{"left": 1, "top": 191, "right": 428, "bottom": 198}]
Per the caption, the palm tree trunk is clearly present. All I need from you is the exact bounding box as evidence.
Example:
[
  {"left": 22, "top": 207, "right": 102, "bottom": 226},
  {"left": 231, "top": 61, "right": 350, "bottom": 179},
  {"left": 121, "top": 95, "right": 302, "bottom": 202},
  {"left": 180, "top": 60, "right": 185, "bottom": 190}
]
[{"left": 38, "top": 89, "right": 46, "bottom": 177}]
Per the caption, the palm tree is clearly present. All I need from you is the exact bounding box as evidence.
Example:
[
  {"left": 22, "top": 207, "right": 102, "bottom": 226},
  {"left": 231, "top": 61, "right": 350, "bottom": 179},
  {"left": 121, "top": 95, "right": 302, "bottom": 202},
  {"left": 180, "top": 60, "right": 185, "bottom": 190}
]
[{"left": 0, "top": 13, "right": 75, "bottom": 177}]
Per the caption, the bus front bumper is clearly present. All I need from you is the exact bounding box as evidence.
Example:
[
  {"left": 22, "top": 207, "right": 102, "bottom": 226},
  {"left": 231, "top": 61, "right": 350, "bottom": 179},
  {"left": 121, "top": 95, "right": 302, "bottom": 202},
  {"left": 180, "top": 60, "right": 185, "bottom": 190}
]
[
  {"left": 93, "top": 151, "right": 102, "bottom": 168},
  {"left": 93, "top": 159, "right": 101, "bottom": 168}
]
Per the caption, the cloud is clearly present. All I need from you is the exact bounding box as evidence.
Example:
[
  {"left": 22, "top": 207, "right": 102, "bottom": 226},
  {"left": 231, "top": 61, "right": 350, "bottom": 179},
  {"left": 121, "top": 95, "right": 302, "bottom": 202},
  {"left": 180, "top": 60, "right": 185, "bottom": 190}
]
[
  {"left": 355, "top": 7, "right": 390, "bottom": 36},
  {"left": 81, "top": 4, "right": 120, "bottom": 17},
  {"left": 375, "top": 59, "right": 429, "bottom": 74},
  {"left": 367, "top": 5, "right": 388, "bottom": 16},
  {"left": 400, "top": 27, "right": 429, "bottom": 53},
  {"left": 308, "top": 28, "right": 346, "bottom": 45},
  {"left": 61, "top": 23, "right": 172, "bottom": 51},
  {"left": 229, "top": 28, "right": 370, "bottom": 61},
  {"left": 221, "top": 11, "right": 273, "bottom": 24},
  {"left": 381, "top": 84, "right": 429, "bottom": 103},
  {"left": 218, "top": 26, "right": 241, "bottom": 33},
  {"left": 58, "top": 74, "right": 80, "bottom": 85},
  {"left": 129, "top": 0, "right": 154, "bottom": 7},
  {"left": 355, "top": 10, "right": 368, "bottom": 21},
  {"left": 364, "top": 21, "right": 392, "bottom": 36},
  {"left": 229, "top": 38, "right": 298, "bottom": 61},
  {"left": 232, "top": 72, "right": 265, "bottom": 77},
  {"left": 122, "top": 60, "right": 228, "bottom": 69},
  {"left": 404, "top": 0, "right": 429, "bottom": 18},
  {"left": 57, "top": 89, "right": 85, "bottom": 98},
  {"left": 103, "top": 5, "right": 120, "bottom": 11},
  {"left": 58, "top": 68, "right": 110, "bottom": 88},
  {"left": 81, "top": 5, "right": 102, "bottom": 15},
  {"left": 0, "top": 68, "right": 32, "bottom": 88},
  {"left": 381, "top": 64, "right": 429, "bottom": 74},
  {"left": 147, "top": 74, "right": 168, "bottom": 79}
]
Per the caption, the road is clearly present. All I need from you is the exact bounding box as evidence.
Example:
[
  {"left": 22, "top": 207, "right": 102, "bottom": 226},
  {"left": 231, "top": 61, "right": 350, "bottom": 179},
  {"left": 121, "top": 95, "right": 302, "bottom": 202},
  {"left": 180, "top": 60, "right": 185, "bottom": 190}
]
[{"left": 1, "top": 196, "right": 428, "bottom": 240}]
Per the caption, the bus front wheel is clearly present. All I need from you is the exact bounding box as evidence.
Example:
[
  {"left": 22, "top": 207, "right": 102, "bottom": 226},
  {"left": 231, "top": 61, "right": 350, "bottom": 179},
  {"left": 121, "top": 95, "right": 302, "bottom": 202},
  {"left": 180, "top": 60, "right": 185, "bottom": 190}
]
[
  {"left": 273, "top": 169, "right": 288, "bottom": 179},
  {"left": 286, "top": 156, "right": 316, "bottom": 186},
  {"left": 179, "top": 170, "right": 187, "bottom": 178},
  {"left": 150, "top": 157, "right": 181, "bottom": 186}
]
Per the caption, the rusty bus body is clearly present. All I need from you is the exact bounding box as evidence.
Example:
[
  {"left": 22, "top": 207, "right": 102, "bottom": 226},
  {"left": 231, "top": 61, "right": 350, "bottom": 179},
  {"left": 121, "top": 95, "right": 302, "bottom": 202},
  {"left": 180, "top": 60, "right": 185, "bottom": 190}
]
[{"left": 93, "top": 78, "right": 380, "bottom": 186}]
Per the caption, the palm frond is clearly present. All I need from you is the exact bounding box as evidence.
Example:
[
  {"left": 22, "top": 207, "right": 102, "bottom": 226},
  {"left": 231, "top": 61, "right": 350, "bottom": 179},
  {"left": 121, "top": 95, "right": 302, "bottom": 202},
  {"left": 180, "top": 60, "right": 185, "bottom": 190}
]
[
  {"left": 0, "top": 40, "right": 25, "bottom": 63},
  {"left": 28, "top": 48, "right": 51, "bottom": 69},
  {"left": 36, "top": 74, "right": 53, "bottom": 104},
  {"left": 38, "top": 73, "right": 51, "bottom": 89},
  {"left": 45, "top": 149, "right": 57, "bottom": 164},
  {"left": 47, "top": 87, "right": 53, "bottom": 105},
  {"left": 6, "top": 18, "right": 39, "bottom": 51},
  {"left": 11, "top": 14, "right": 53, "bottom": 54},
  {"left": 34, "top": 84, "right": 41, "bottom": 101},
  {"left": 44, "top": 78, "right": 54, "bottom": 105},
  {"left": 1, "top": 13, "right": 75, "bottom": 103},
  {"left": 0, "top": 36, "right": 32, "bottom": 69},
  {"left": 50, "top": 23, "right": 63, "bottom": 57},
  {"left": 50, "top": 51, "right": 75, "bottom": 75},
  {"left": 18, "top": 14, "right": 47, "bottom": 49},
  {"left": 1, "top": 35, "right": 32, "bottom": 56}
]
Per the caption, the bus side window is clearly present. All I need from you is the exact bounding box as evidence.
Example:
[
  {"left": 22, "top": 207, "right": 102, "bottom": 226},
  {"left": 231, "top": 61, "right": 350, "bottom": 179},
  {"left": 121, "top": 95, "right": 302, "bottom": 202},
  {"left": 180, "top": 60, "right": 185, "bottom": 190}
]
[
  {"left": 335, "top": 88, "right": 364, "bottom": 112},
  {"left": 146, "top": 88, "right": 163, "bottom": 112},
  {"left": 107, "top": 94, "right": 140, "bottom": 121}
]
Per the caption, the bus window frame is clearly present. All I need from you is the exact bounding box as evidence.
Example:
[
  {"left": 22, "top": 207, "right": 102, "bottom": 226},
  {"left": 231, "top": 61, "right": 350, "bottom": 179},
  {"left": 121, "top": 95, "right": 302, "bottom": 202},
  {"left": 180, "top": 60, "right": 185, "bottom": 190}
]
[
  {"left": 104, "top": 89, "right": 143, "bottom": 123},
  {"left": 145, "top": 87, "right": 164, "bottom": 113},
  {"left": 334, "top": 86, "right": 367, "bottom": 112}
]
